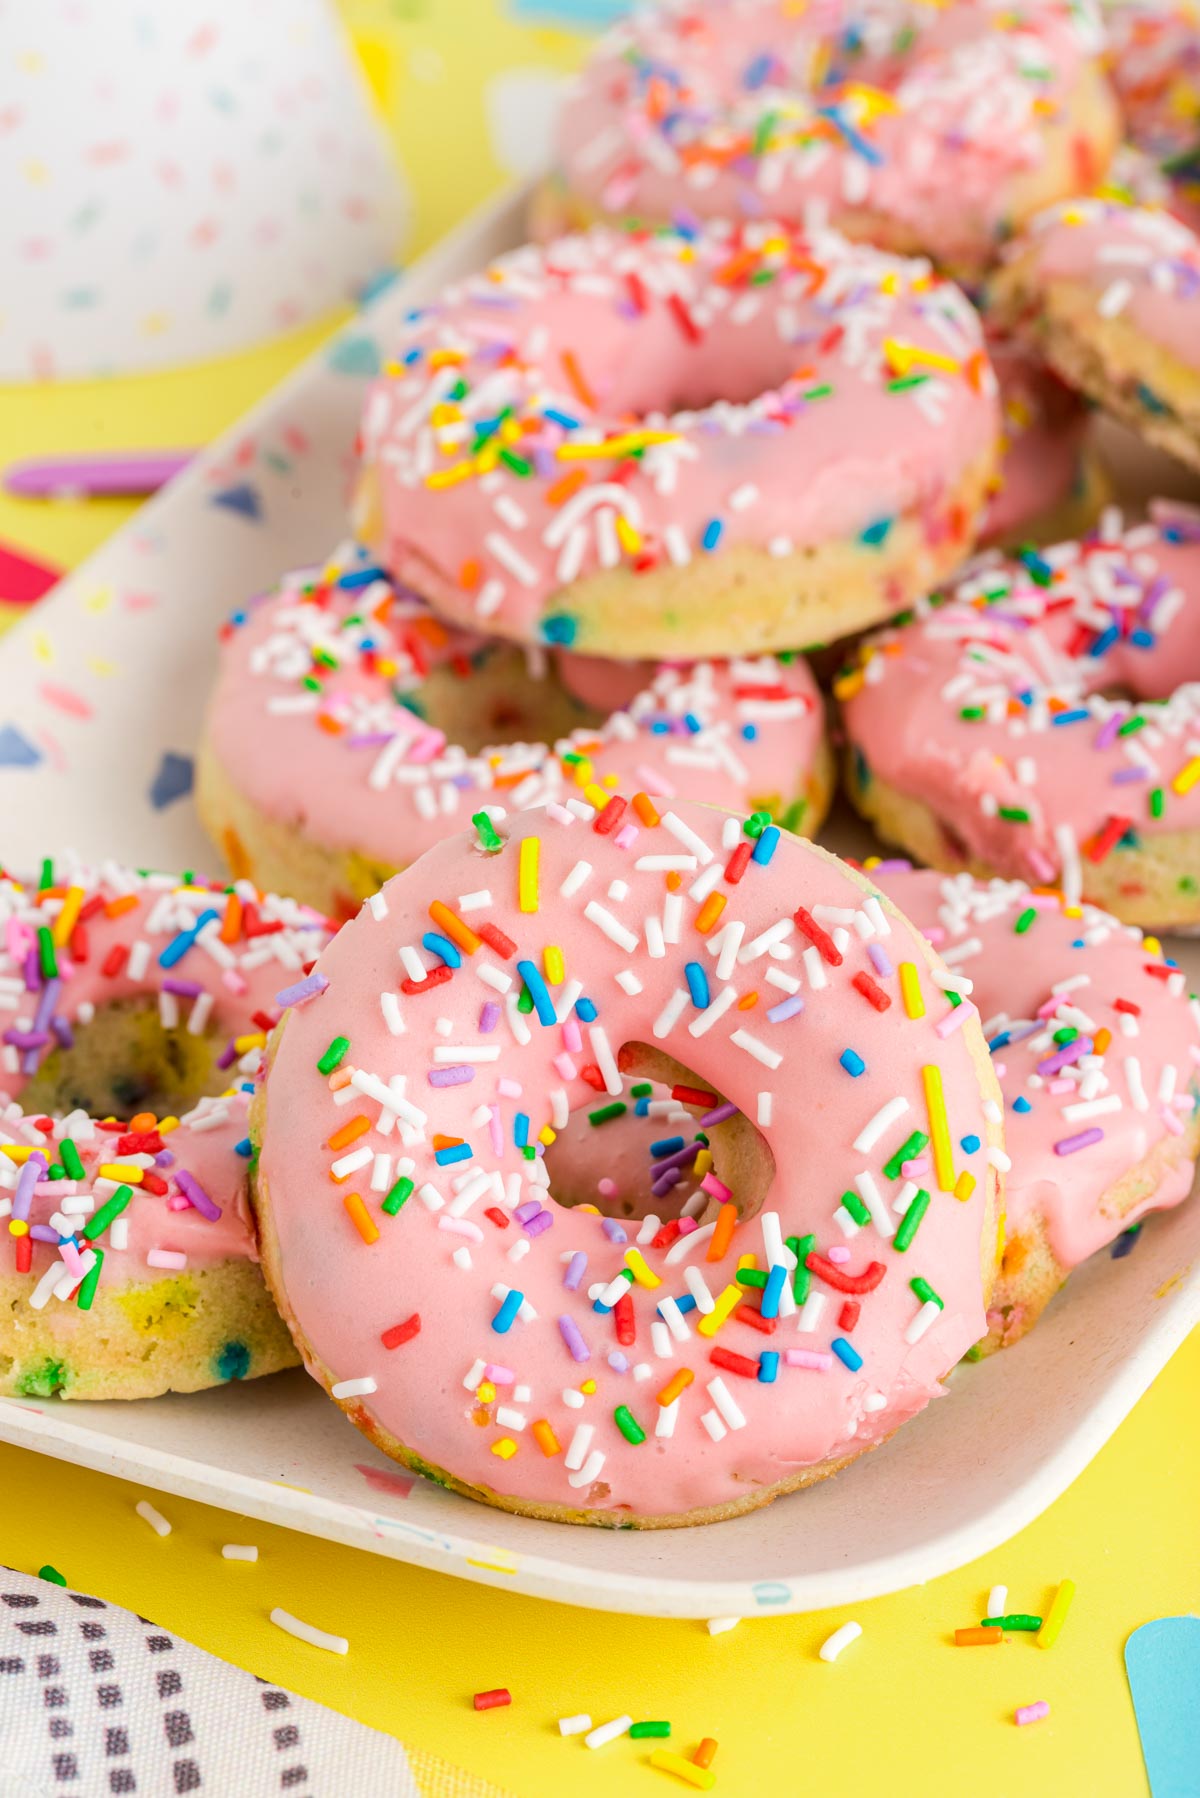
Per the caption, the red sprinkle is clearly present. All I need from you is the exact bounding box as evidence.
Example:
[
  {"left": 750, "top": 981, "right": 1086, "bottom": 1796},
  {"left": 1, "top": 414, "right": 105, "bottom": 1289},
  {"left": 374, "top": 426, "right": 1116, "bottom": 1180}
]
[
  {"left": 805, "top": 1254, "right": 887, "bottom": 1295},
  {"left": 14, "top": 1235, "right": 31, "bottom": 1275},
  {"left": 724, "top": 841, "right": 753, "bottom": 885},
  {"left": 709, "top": 1346, "right": 759, "bottom": 1379},
  {"left": 477, "top": 922, "right": 517, "bottom": 960},
  {"left": 484, "top": 1206, "right": 510, "bottom": 1230},
  {"left": 671, "top": 1083, "right": 718, "bottom": 1109},
  {"left": 839, "top": 1299, "right": 861, "bottom": 1331},
  {"left": 593, "top": 793, "right": 628, "bottom": 837},
  {"left": 1113, "top": 997, "right": 1141, "bottom": 1015},
  {"left": 735, "top": 1304, "right": 777, "bottom": 1335},
  {"left": 614, "top": 1290, "right": 636, "bottom": 1345},
  {"left": 381, "top": 1313, "right": 422, "bottom": 1350},
  {"left": 400, "top": 966, "right": 453, "bottom": 997},
  {"left": 793, "top": 906, "right": 842, "bottom": 966},
  {"left": 852, "top": 970, "right": 891, "bottom": 1011},
  {"left": 1086, "top": 814, "right": 1133, "bottom": 864},
  {"left": 101, "top": 944, "right": 129, "bottom": 979},
  {"left": 667, "top": 292, "right": 702, "bottom": 343},
  {"left": 473, "top": 1688, "right": 512, "bottom": 1712}
]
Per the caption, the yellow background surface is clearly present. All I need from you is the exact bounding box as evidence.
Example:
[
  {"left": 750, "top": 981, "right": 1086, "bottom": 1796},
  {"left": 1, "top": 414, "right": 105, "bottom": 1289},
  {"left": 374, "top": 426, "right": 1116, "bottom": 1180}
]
[{"left": 0, "top": 4, "right": 1194, "bottom": 1793}]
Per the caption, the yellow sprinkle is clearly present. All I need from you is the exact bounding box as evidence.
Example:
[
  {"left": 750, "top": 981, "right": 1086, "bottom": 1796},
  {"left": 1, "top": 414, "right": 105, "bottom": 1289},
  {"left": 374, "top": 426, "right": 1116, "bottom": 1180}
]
[
  {"left": 538, "top": 1125, "right": 556, "bottom": 1147},
  {"left": 1037, "top": 1578, "right": 1075, "bottom": 1649},
  {"left": 692, "top": 1148, "right": 713, "bottom": 1178},
  {"left": 614, "top": 512, "right": 642, "bottom": 556},
  {"left": 1144, "top": 935, "right": 1163, "bottom": 958},
  {"left": 518, "top": 837, "right": 540, "bottom": 913},
  {"left": 158, "top": 1117, "right": 179, "bottom": 1135},
  {"left": 736, "top": 1252, "right": 757, "bottom": 1271},
  {"left": 922, "top": 1064, "right": 955, "bottom": 1194},
  {"left": 583, "top": 782, "right": 610, "bottom": 812},
  {"left": 52, "top": 886, "right": 85, "bottom": 948},
  {"left": 477, "top": 1381, "right": 496, "bottom": 1404},
  {"left": 426, "top": 462, "right": 473, "bottom": 490},
  {"left": 555, "top": 429, "right": 679, "bottom": 460},
  {"left": 98, "top": 1164, "right": 143, "bottom": 1185},
  {"left": 1173, "top": 754, "right": 1200, "bottom": 796},
  {"left": 543, "top": 945, "right": 565, "bottom": 985},
  {"left": 899, "top": 962, "right": 925, "bottom": 1019},
  {"left": 954, "top": 1170, "right": 976, "bottom": 1204},
  {"left": 234, "top": 1032, "right": 267, "bottom": 1054},
  {"left": 697, "top": 1283, "right": 742, "bottom": 1338},
  {"left": 571, "top": 756, "right": 593, "bottom": 788},
  {"left": 648, "top": 1749, "right": 716, "bottom": 1790},
  {"left": 580, "top": 1379, "right": 597, "bottom": 1395},
  {"left": 885, "top": 337, "right": 961, "bottom": 377},
  {"left": 491, "top": 1438, "right": 518, "bottom": 1460},
  {"left": 623, "top": 1247, "right": 662, "bottom": 1290},
  {"left": 1, "top": 1145, "right": 35, "bottom": 1163},
  {"left": 7, "top": 1219, "right": 28, "bottom": 1237}
]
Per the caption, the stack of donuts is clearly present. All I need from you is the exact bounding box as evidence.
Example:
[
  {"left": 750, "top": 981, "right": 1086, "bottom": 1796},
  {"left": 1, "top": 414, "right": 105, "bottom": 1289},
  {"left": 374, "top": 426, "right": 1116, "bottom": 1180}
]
[{"left": 15, "top": 0, "right": 1200, "bottom": 1532}]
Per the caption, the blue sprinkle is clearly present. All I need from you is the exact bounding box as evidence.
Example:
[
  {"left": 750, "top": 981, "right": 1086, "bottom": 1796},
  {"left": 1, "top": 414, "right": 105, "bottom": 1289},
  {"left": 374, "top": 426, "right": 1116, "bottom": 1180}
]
[
  {"left": 859, "top": 516, "right": 893, "bottom": 546},
  {"left": 960, "top": 1133, "right": 981, "bottom": 1154},
  {"left": 683, "top": 712, "right": 703, "bottom": 734},
  {"left": 541, "top": 612, "right": 577, "bottom": 645},
  {"left": 758, "top": 1350, "right": 780, "bottom": 1383},
  {"left": 1089, "top": 625, "right": 1119, "bottom": 657},
  {"left": 210, "top": 481, "right": 261, "bottom": 521},
  {"left": 234, "top": 1138, "right": 252, "bottom": 1159},
  {"left": 149, "top": 752, "right": 194, "bottom": 811},
  {"left": 516, "top": 959, "right": 556, "bottom": 1026},
  {"left": 421, "top": 931, "right": 461, "bottom": 969},
  {"left": 544, "top": 406, "right": 579, "bottom": 430},
  {"left": 651, "top": 1136, "right": 685, "bottom": 1159},
  {"left": 491, "top": 1289, "right": 524, "bottom": 1334},
  {"left": 1013, "top": 1095, "right": 1032, "bottom": 1114},
  {"left": 658, "top": 1292, "right": 698, "bottom": 1319},
  {"left": 1111, "top": 1225, "right": 1142, "bottom": 1259},
  {"left": 434, "top": 1141, "right": 472, "bottom": 1167},
  {"left": 840, "top": 1049, "right": 866, "bottom": 1076},
  {"left": 752, "top": 824, "right": 780, "bottom": 866},
  {"left": 741, "top": 723, "right": 758, "bottom": 742},
  {"left": 761, "top": 1264, "right": 787, "bottom": 1320},
  {"left": 701, "top": 518, "right": 724, "bottom": 552},
  {"left": 1052, "top": 707, "right": 1091, "bottom": 726},
  {"left": 158, "top": 909, "right": 219, "bottom": 970},
  {"left": 831, "top": 1336, "right": 863, "bottom": 1372},
  {"left": 635, "top": 1098, "right": 650, "bottom": 1117},
  {"left": 336, "top": 565, "right": 388, "bottom": 590},
  {"left": 685, "top": 960, "right": 711, "bottom": 1008},
  {"left": 574, "top": 996, "right": 598, "bottom": 1023},
  {"left": 816, "top": 103, "right": 883, "bottom": 163},
  {"left": 514, "top": 1113, "right": 530, "bottom": 1149},
  {"left": 1130, "top": 628, "right": 1155, "bottom": 648}
]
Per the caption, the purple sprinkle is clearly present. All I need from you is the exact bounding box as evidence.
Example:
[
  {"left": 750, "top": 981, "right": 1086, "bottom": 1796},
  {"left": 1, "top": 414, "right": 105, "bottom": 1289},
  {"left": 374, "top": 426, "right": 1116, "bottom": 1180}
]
[
  {"left": 607, "top": 1351, "right": 629, "bottom": 1373},
  {"left": 648, "top": 1141, "right": 698, "bottom": 1175},
  {"left": 557, "top": 1315, "right": 590, "bottom": 1363},
  {"left": 1054, "top": 1126, "right": 1104, "bottom": 1156},
  {"left": 428, "top": 1064, "right": 474, "bottom": 1087},
  {"left": 1111, "top": 766, "right": 1148, "bottom": 784},
  {"left": 22, "top": 948, "right": 38, "bottom": 993},
  {"left": 4, "top": 1029, "right": 50, "bottom": 1050},
  {"left": 765, "top": 993, "right": 805, "bottom": 1024},
  {"left": 871, "top": 859, "right": 912, "bottom": 873},
  {"left": 51, "top": 1016, "right": 73, "bottom": 1049},
  {"left": 525, "top": 1210, "right": 553, "bottom": 1238},
  {"left": 30, "top": 1224, "right": 62, "bottom": 1244},
  {"left": 33, "top": 978, "right": 60, "bottom": 1033},
  {"left": 1094, "top": 714, "right": 1123, "bottom": 752},
  {"left": 13, "top": 1154, "right": 46, "bottom": 1222},
  {"left": 216, "top": 1041, "right": 238, "bottom": 1071},
  {"left": 479, "top": 1001, "right": 501, "bottom": 1033},
  {"left": 513, "top": 1201, "right": 542, "bottom": 1224},
  {"left": 155, "top": 1150, "right": 176, "bottom": 1168},
  {"left": 162, "top": 978, "right": 203, "bottom": 999},
  {"left": 563, "top": 1251, "right": 587, "bottom": 1291},
  {"left": 174, "top": 1167, "right": 222, "bottom": 1221},
  {"left": 699, "top": 1101, "right": 738, "bottom": 1127},
  {"left": 1037, "top": 1036, "right": 1093, "bottom": 1076},
  {"left": 275, "top": 971, "right": 329, "bottom": 1010},
  {"left": 651, "top": 1165, "right": 682, "bottom": 1197},
  {"left": 868, "top": 943, "right": 894, "bottom": 978},
  {"left": 600, "top": 1217, "right": 627, "bottom": 1245}
]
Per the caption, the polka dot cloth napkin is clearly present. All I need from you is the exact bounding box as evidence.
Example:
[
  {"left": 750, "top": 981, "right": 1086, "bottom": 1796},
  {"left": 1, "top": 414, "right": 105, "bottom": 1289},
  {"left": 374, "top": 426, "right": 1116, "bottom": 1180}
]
[{"left": 0, "top": 1568, "right": 509, "bottom": 1798}]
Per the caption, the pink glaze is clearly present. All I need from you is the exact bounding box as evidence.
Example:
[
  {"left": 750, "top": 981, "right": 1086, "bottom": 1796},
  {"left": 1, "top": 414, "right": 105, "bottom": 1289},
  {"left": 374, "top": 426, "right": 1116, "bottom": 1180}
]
[
  {"left": 0, "top": 862, "right": 332, "bottom": 1308},
  {"left": 875, "top": 869, "right": 1200, "bottom": 1268},
  {"left": 208, "top": 545, "right": 828, "bottom": 884},
  {"left": 552, "top": 0, "right": 1108, "bottom": 273},
  {"left": 981, "top": 331, "right": 1090, "bottom": 545},
  {"left": 258, "top": 799, "right": 1001, "bottom": 1520},
  {"left": 1104, "top": 1, "right": 1200, "bottom": 161},
  {"left": 841, "top": 504, "right": 1200, "bottom": 898},
  {"left": 358, "top": 218, "right": 997, "bottom": 651},
  {"left": 1012, "top": 196, "right": 1200, "bottom": 374}
]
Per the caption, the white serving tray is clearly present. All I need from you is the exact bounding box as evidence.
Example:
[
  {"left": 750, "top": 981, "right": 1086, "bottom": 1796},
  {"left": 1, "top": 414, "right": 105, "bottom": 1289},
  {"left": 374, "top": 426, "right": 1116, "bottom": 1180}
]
[{"left": 0, "top": 184, "right": 1197, "bottom": 1619}]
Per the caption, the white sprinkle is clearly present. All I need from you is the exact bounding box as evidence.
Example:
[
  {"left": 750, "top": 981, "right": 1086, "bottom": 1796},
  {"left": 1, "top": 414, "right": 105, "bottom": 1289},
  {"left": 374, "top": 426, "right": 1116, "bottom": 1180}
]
[
  {"left": 1098, "top": 278, "right": 1133, "bottom": 318},
  {"left": 380, "top": 991, "right": 405, "bottom": 1036},
  {"left": 1125, "top": 1056, "right": 1149, "bottom": 1112},
  {"left": 701, "top": 1408, "right": 728, "bottom": 1442},
  {"left": 707, "top": 1616, "right": 740, "bottom": 1635},
  {"left": 135, "top": 1500, "right": 171, "bottom": 1538},
  {"left": 270, "top": 1608, "right": 349, "bottom": 1655},
  {"left": 988, "top": 1584, "right": 1008, "bottom": 1618},
  {"left": 757, "top": 1091, "right": 774, "bottom": 1126},
  {"left": 222, "top": 1544, "right": 258, "bottom": 1562},
  {"left": 656, "top": 1397, "right": 680, "bottom": 1438},
  {"left": 730, "top": 1028, "right": 782, "bottom": 1069},
  {"left": 560, "top": 859, "right": 593, "bottom": 897},
  {"left": 146, "top": 1249, "right": 187, "bottom": 1271},
  {"left": 559, "top": 1714, "right": 593, "bottom": 1737},
  {"left": 615, "top": 969, "right": 643, "bottom": 995},
  {"left": 660, "top": 1295, "right": 692, "bottom": 1342},
  {"left": 567, "top": 1448, "right": 606, "bottom": 1489},
  {"left": 688, "top": 984, "right": 737, "bottom": 1037},
  {"left": 331, "top": 1376, "right": 377, "bottom": 1400},
  {"left": 665, "top": 1221, "right": 715, "bottom": 1265},
  {"left": 584, "top": 900, "right": 639, "bottom": 953},
  {"left": 819, "top": 1621, "right": 862, "bottom": 1663},
  {"left": 331, "top": 1146, "right": 373, "bottom": 1181},
  {"left": 796, "top": 1292, "right": 826, "bottom": 1333},
  {"left": 565, "top": 1423, "right": 594, "bottom": 1470},
  {"left": 463, "top": 1358, "right": 486, "bottom": 1391},
  {"left": 708, "top": 1375, "right": 746, "bottom": 1431},
  {"left": 684, "top": 1265, "right": 715, "bottom": 1313},
  {"left": 854, "top": 1169, "right": 895, "bottom": 1239},
  {"left": 661, "top": 810, "right": 714, "bottom": 863},
  {"left": 653, "top": 988, "right": 689, "bottom": 1039},
  {"left": 853, "top": 1095, "right": 909, "bottom": 1154},
  {"left": 417, "top": 1182, "right": 446, "bottom": 1212},
  {"left": 585, "top": 1715, "right": 632, "bottom": 1750},
  {"left": 588, "top": 1025, "right": 622, "bottom": 1096},
  {"left": 905, "top": 1299, "right": 942, "bottom": 1344}
]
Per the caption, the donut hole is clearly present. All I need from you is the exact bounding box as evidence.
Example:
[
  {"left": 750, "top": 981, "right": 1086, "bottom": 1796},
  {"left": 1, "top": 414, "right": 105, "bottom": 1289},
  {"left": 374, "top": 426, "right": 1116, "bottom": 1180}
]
[
  {"left": 416, "top": 644, "right": 607, "bottom": 758},
  {"left": 16, "top": 997, "right": 231, "bottom": 1122}
]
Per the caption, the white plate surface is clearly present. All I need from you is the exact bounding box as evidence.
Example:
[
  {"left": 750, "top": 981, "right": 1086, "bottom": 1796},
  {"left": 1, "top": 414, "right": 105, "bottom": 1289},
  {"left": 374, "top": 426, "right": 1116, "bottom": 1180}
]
[{"left": 0, "top": 185, "right": 1196, "bottom": 1618}]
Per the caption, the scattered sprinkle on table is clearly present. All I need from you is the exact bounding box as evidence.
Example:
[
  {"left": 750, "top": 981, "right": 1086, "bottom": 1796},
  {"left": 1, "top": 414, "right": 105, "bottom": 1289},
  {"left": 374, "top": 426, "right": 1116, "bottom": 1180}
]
[
  {"left": 473, "top": 1688, "right": 512, "bottom": 1711},
  {"left": 134, "top": 1500, "right": 171, "bottom": 1538},
  {"left": 1015, "top": 1700, "right": 1051, "bottom": 1726},
  {"left": 819, "top": 1620, "right": 862, "bottom": 1662},
  {"left": 269, "top": 1607, "right": 349, "bottom": 1655},
  {"left": 221, "top": 1544, "right": 259, "bottom": 1562}
]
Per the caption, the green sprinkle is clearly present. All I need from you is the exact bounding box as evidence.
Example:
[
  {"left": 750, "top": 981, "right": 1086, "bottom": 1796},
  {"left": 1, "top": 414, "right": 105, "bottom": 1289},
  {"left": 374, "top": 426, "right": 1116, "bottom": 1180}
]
[
  {"left": 630, "top": 1721, "right": 671, "bottom": 1739},
  {"left": 301, "top": 674, "right": 322, "bottom": 692},
  {"left": 998, "top": 806, "right": 1030, "bottom": 823},
  {"left": 521, "top": 1144, "right": 537, "bottom": 1160},
  {"left": 886, "top": 372, "right": 930, "bottom": 392},
  {"left": 737, "top": 1267, "right": 767, "bottom": 1289},
  {"left": 60, "top": 1139, "right": 85, "bottom": 1182},
  {"left": 472, "top": 810, "right": 502, "bottom": 852},
  {"left": 37, "top": 926, "right": 57, "bottom": 981},
  {"left": 1014, "top": 907, "right": 1036, "bottom": 934},
  {"left": 1118, "top": 714, "right": 1147, "bottom": 736},
  {"left": 1150, "top": 787, "right": 1165, "bottom": 820},
  {"left": 753, "top": 109, "right": 779, "bottom": 154},
  {"left": 947, "top": 989, "right": 962, "bottom": 1008},
  {"left": 840, "top": 1188, "right": 872, "bottom": 1228},
  {"left": 38, "top": 1565, "right": 67, "bottom": 1586},
  {"left": 894, "top": 1189, "right": 931, "bottom": 1253},
  {"left": 960, "top": 705, "right": 985, "bottom": 722},
  {"left": 883, "top": 1130, "right": 929, "bottom": 1181},
  {"left": 911, "top": 1276, "right": 943, "bottom": 1309},
  {"left": 82, "top": 1187, "right": 132, "bottom": 1242},
  {"left": 517, "top": 986, "right": 534, "bottom": 1014},
  {"left": 317, "top": 1036, "right": 349, "bottom": 1076},
  {"left": 791, "top": 1233, "right": 814, "bottom": 1303},
  {"left": 964, "top": 1343, "right": 985, "bottom": 1362},
  {"left": 630, "top": 1083, "right": 652, "bottom": 1098},
  {"left": 983, "top": 1613, "right": 1042, "bottom": 1631},
  {"left": 499, "top": 448, "right": 532, "bottom": 477},
  {"left": 76, "top": 1248, "right": 103, "bottom": 1311},
  {"left": 38, "top": 858, "right": 53, "bottom": 891},
  {"left": 589, "top": 1102, "right": 627, "bottom": 1126},
  {"left": 614, "top": 1404, "right": 646, "bottom": 1445},
  {"left": 744, "top": 810, "right": 771, "bottom": 840},
  {"left": 1052, "top": 1026, "right": 1079, "bottom": 1045},
  {"left": 801, "top": 382, "right": 832, "bottom": 401},
  {"left": 382, "top": 1176, "right": 414, "bottom": 1216}
]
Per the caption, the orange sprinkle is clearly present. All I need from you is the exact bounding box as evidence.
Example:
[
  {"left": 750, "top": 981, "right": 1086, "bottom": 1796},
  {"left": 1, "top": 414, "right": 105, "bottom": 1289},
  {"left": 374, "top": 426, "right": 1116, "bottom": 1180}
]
[
  {"left": 328, "top": 1065, "right": 354, "bottom": 1093},
  {"left": 128, "top": 1111, "right": 158, "bottom": 1134},
  {"left": 327, "top": 1114, "right": 370, "bottom": 1153},
  {"left": 737, "top": 991, "right": 759, "bottom": 1010},
  {"left": 695, "top": 891, "right": 726, "bottom": 935},
  {"left": 104, "top": 893, "right": 140, "bottom": 919},
  {"left": 317, "top": 714, "right": 343, "bottom": 735},
  {"left": 458, "top": 558, "right": 482, "bottom": 591},
  {"left": 706, "top": 1201, "right": 738, "bottom": 1263},
  {"left": 657, "top": 1367, "right": 694, "bottom": 1408},
  {"left": 431, "top": 1134, "right": 463, "bottom": 1152},
  {"left": 560, "top": 348, "right": 596, "bottom": 410},
  {"left": 632, "top": 791, "right": 660, "bottom": 826},
  {"left": 343, "top": 1192, "right": 379, "bottom": 1245},
  {"left": 955, "top": 1627, "right": 1003, "bottom": 1647},
  {"left": 220, "top": 893, "right": 243, "bottom": 944},
  {"left": 545, "top": 466, "right": 589, "bottom": 508},
  {"left": 1093, "top": 1026, "right": 1112, "bottom": 1055},
  {"left": 428, "top": 899, "right": 481, "bottom": 956},
  {"left": 694, "top": 1740, "right": 719, "bottom": 1770},
  {"left": 531, "top": 1420, "right": 561, "bottom": 1457}
]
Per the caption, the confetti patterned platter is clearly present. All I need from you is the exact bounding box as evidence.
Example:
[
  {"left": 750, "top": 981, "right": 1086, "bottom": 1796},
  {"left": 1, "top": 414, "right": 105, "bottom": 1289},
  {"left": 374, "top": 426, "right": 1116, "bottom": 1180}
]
[{"left": 0, "top": 185, "right": 1197, "bottom": 1617}]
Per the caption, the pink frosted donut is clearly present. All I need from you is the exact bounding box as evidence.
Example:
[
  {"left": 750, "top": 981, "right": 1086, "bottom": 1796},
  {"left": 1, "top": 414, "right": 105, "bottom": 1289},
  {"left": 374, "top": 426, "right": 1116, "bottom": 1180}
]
[
  {"left": 840, "top": 504, "right": 1200, "bottom": 927},
  {"left": 253, "top": 798, "right": 1003, "bottom": 1527},
  {"left": 541, "top": 0, "right": 1118, "bottom": 279},
  {"left": 354, "top": 218, "right": 999, "bottom": 659},
  {"left": 980, "top": 329, "right": 1106, "bottom": 548},
  {"left": 198, "top": 543, "right": 832, "bottom": 919},
  {"left": 990, "top": 196, "right": 1200, "bottom": 471},
  {"left": 0, "top": 857, "right": 332, "bottom": 1400},
  {"left": 873, "top": 866, "right": 1200, "bottom": 1347},
  {"left": 1103, "top": 0, "right": 1200, "bottom": 160}
]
